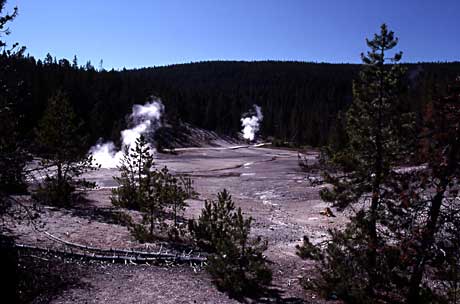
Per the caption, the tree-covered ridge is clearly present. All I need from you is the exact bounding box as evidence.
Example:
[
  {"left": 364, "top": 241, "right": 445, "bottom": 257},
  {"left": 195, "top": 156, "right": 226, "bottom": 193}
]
[{"left": 8, "top": 55, "right": 460, "bottom": 148}]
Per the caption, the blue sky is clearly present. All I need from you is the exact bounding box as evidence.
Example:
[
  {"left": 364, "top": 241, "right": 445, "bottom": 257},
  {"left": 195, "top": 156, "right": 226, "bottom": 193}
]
[{"left": 4, "top": 0, "right": 460, "bottom": 69}]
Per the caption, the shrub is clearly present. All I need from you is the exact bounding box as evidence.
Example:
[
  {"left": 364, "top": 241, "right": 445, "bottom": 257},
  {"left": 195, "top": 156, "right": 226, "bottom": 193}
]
[
  {"left": 295, "top": 236, "right": 321, "bottom": 260},
  {"left": 112, "top": 136, "right": 195, "bottom": 242},
  {"left": 189, "top": 189, "right": 272, "bottom": 298}
]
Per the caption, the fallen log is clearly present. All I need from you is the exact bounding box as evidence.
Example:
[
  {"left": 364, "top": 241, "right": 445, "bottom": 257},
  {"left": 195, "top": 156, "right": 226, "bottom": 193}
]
[
  {"left": 43, "top": 231, "right": 206, "bottom": 260},
  {"left": 16, "top": 243, "right": 207, "bottom": 264}
]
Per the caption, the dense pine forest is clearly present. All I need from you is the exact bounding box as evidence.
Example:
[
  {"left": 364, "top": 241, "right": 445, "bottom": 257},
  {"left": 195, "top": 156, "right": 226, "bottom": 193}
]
[{"left": 9, "top": 54, "right": 460, "bottom": 147}]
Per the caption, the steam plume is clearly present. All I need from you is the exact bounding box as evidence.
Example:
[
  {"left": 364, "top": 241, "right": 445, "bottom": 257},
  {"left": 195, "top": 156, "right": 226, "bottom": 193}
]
[
  {"left": 89, "top": 98, "right": 164, "bottom": 168},
  {"left": 241, "top": 105, "right": 263, "bottom": 141}
]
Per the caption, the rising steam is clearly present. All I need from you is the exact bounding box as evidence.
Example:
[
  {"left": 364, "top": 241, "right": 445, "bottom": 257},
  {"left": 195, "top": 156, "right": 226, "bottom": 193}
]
[
  {"left": 241, "top": 105, "right": 263, "bottom": 141},
  {"left": 89, "top": 98, "right": 164, "bottom": 168}
]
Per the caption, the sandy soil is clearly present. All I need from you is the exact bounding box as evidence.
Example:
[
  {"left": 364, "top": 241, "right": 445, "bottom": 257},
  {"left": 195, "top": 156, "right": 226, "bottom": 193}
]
[{"left": 12, "top": 145, "right": 347, "bottom": 303}]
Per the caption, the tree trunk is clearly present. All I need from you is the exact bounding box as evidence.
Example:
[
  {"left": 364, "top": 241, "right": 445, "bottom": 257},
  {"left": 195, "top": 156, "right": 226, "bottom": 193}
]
[
  {"left": 150, "top": 206, "right": 154, "bottom": 236},
  {"left": 173, "top": 202, "right": 177, "bottom": 227},
  {"left": 57, "top": 162, "right": 62, "bottom": 185},
  {"left": 407, "top": 123, "right": 459, "bottom": 303},
  {"left": 406, "top": 178, "right": 447, "bottom": 303},
  {"left": 368, "top": 145, "right": 382, "bottom": 294},
  {"left": 367, "top": 56, "right": 385, "bottom": 292}
]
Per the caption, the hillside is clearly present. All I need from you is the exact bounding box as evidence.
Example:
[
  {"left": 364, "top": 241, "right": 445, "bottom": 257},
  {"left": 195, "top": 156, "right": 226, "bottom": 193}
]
[{"left": 9, "top": 57, "right": 460, "bottom": 147}]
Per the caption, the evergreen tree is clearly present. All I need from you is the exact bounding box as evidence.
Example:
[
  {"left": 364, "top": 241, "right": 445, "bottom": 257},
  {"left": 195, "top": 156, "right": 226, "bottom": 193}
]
[
  {"left": 0, "top": 2, "right": 28, "bottom": 302},
  {"left": 0, "top": 0, "right": 29, "bottom": 222},
  {"left": 111, "top": 135, "right": 155, "bottom": 210},
  {"left": 33, "top": 90, "right": 97, "bottom": 206},
  {"left": 129, "top": 136, "right": 160, "bottom": 238},
  {"left": 156, "top": 166, "right": 189, "bottom": 228},
  {"left": 302, "top": 24, "right": 415, "bottom": 301},
  {"left": 112, "top": 135, "right": 162, "bottom": 241},
  {"left": 189, "top": 189, "right": 272, "bottom": 298},
  {"left": 401, "top": 78, "right": 460, "bottom": 302},
  {"left": 0, "top": 1, "right": 27, "bottom": 198},
  {"left": 72, "top": 55, "right": 78, "bottom": 69},
  {"left": 44, "top": 53, "right": 53, "bottom": 65},
  {"left": 112, "top": 136, "right": 195, "bottom": 241},
  {"left": 0, "top": 59, "right": 28, "bottom": 196}
]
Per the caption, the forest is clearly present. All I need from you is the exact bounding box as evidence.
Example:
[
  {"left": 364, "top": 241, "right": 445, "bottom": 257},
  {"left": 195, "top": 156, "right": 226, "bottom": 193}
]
[{"left": 8, "top": 53, "right": 460, "bottom": 148}]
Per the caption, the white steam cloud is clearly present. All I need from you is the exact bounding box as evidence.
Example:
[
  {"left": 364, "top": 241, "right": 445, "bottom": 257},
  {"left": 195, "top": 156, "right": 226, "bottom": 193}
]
[
  {"left": 241, "top": 105, "right": 263, "bottom": 141},
  {"left": 89, "top": 98, "right": 164, "bottom": 168}
]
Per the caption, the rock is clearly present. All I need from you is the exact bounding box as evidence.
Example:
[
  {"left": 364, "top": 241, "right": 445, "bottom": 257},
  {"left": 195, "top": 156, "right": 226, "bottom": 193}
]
[{"left": 319, "top": 207, "right": 336, "bottom": 217}]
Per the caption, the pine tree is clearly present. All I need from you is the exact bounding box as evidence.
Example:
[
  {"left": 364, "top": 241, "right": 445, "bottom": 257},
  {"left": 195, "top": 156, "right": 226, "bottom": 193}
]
[
  {"left": 0, "top": 2, "right": 28, "bottom": 302},
  {"left": 44, "top": 53, "right": 53, "bottom": 65},
  {"left": 34, "top": 90, "right": 97, "bottom": 206},
  {"left": 156, "top": 167, "right": 189, "bottom": 228},
  {"left": 112, "top": 136, "right": 195, "bottom": 241},
  {"left": 72, "top": 55, "right": 78, "bottom": 69},
  {"left": 0, "top": 62, "right": 28, "bottom": 196},
  {"left": 133, "top": 136, "right": 160, "bottom": 238},
  {"left": 112, "top": 135, "right": 162, "bottom": 240},
  {"left": 111, "top": 135, "right": 155, "bottom": 210},
  {"left": 309, "top": 24, "right": 415, "bottom": 301},
  {"left": 0, "top": 1, "right": 27, "bottom": 198},
  {"left": 189, "top": 189, "right": 272, "bottom": 298},
  {"left": 402, "top": 78, "right": 460, "bottom": 302}
]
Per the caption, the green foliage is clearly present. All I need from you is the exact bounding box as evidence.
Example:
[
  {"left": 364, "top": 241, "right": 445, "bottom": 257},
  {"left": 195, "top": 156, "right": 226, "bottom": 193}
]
[
  {"left": 110, "top": 147, "right": 139, "bottom": 209},
  {"left": 156, "top": 166, "right": 194, "bottom": 232},
  {"left": 295, "top": 236, "right": 321, "bottom": 261},
  {"left": 111, "top": 135, "right": 155, "bottom": 210},
  {"left": 0, "top": 3, "right": 29, "bottom": 302},
  {"left": 189, "top": 189, "right": 272, "bottom": 298},
  {"left": 302, "top": 26, "right": 460, "bottom": 304},
  {"left": 401, "top": 78, "right": 460, "bottom": 303},
  {"left": 301, "top": 211, "right": 413, "bottom": 303},
  {"left": 303, "top": 24, "right": 417, "bottom": 302},
  {"left": 0, "top": 2, "right": 28, "bottom": 198},
  {"left": 0, "top": 100, "right": 28, "bottom": 199},
  {"left": 112, "top": 135, "right": 161, "bottom": 239},
  {"left": 33, "top": 91, "right": 98, "bottom": 207},
  {"left": 0, "top": 92, "right": 28, "bottom": 195},
  {"left": 321, "top": 23, "right": 415, "bottom": 207},
  {"left": 112, "top": 136, "right": 195, "bottom": 241},
  {"left": 33, "top": 178, "right": 75, "bottom": 207},
  {"left": 3, "top": 49, "right": 458, "bottom": 150},
  {"left": 189, "top": 189, "right": 236, "bottom": 252},
  {"left": 128, "top": 223, "right": 156, "bottom": 243},
  {"left": 309, "top": 222, "right": 374, "bottom": 303}
]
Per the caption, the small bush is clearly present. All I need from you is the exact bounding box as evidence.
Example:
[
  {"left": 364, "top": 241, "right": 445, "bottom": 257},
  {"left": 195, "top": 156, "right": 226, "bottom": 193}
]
[
  {"left": 32, "top": 177, "right": 95, "bottom": 207},
  {"left": 296, "top": 236, "right": 321, "bottom": 260},
  {"left": 129, "top": 223, "right": 156, "bottom": 243},
  {"left": 32, "top": 178, "right": 75, "bottom": 207},
  {"left": 189, "top": 189, "right": 272, "bottom": 298},
  {"left": 297, "top": 212, "right": 408, "bottom": 303}
]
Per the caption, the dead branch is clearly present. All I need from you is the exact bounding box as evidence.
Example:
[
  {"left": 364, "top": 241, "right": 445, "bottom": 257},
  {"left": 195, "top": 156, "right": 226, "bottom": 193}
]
[
  {"left": 16, "top": 243, "right": 207, "bottom": 264},
  {"left": 42, "top": 231, "right": 207, "bottom": 261}
]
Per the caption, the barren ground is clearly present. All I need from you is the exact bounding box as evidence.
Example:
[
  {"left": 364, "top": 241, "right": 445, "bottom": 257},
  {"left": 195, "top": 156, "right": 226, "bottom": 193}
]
[{"left": 11, "top": 145, "right": 348, "bottom": 303}]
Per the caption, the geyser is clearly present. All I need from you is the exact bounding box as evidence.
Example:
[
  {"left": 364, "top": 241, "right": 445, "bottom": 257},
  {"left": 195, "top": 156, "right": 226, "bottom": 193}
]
[
  {"left": 89, "top": 98, "right": 164, "bottom": 168},
  {"left": 241, "top": 105, "right": 263, "bottom": 141}
]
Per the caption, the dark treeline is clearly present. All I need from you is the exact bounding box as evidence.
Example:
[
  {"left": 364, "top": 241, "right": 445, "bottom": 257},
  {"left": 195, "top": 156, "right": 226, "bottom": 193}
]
[{"left": 9, "top": 54, "right": 460, "bottom": 147}]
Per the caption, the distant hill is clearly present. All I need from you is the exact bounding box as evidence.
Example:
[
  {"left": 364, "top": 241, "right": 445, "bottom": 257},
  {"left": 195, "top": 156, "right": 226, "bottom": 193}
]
[{"left": 9, "top": 57, "right": 460, "bottom": 147}]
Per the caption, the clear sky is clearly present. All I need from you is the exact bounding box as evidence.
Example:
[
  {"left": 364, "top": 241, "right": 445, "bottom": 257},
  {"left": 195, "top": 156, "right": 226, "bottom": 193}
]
[{"left": 4, "top": 0, "right": 460, "bottom": 69}]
